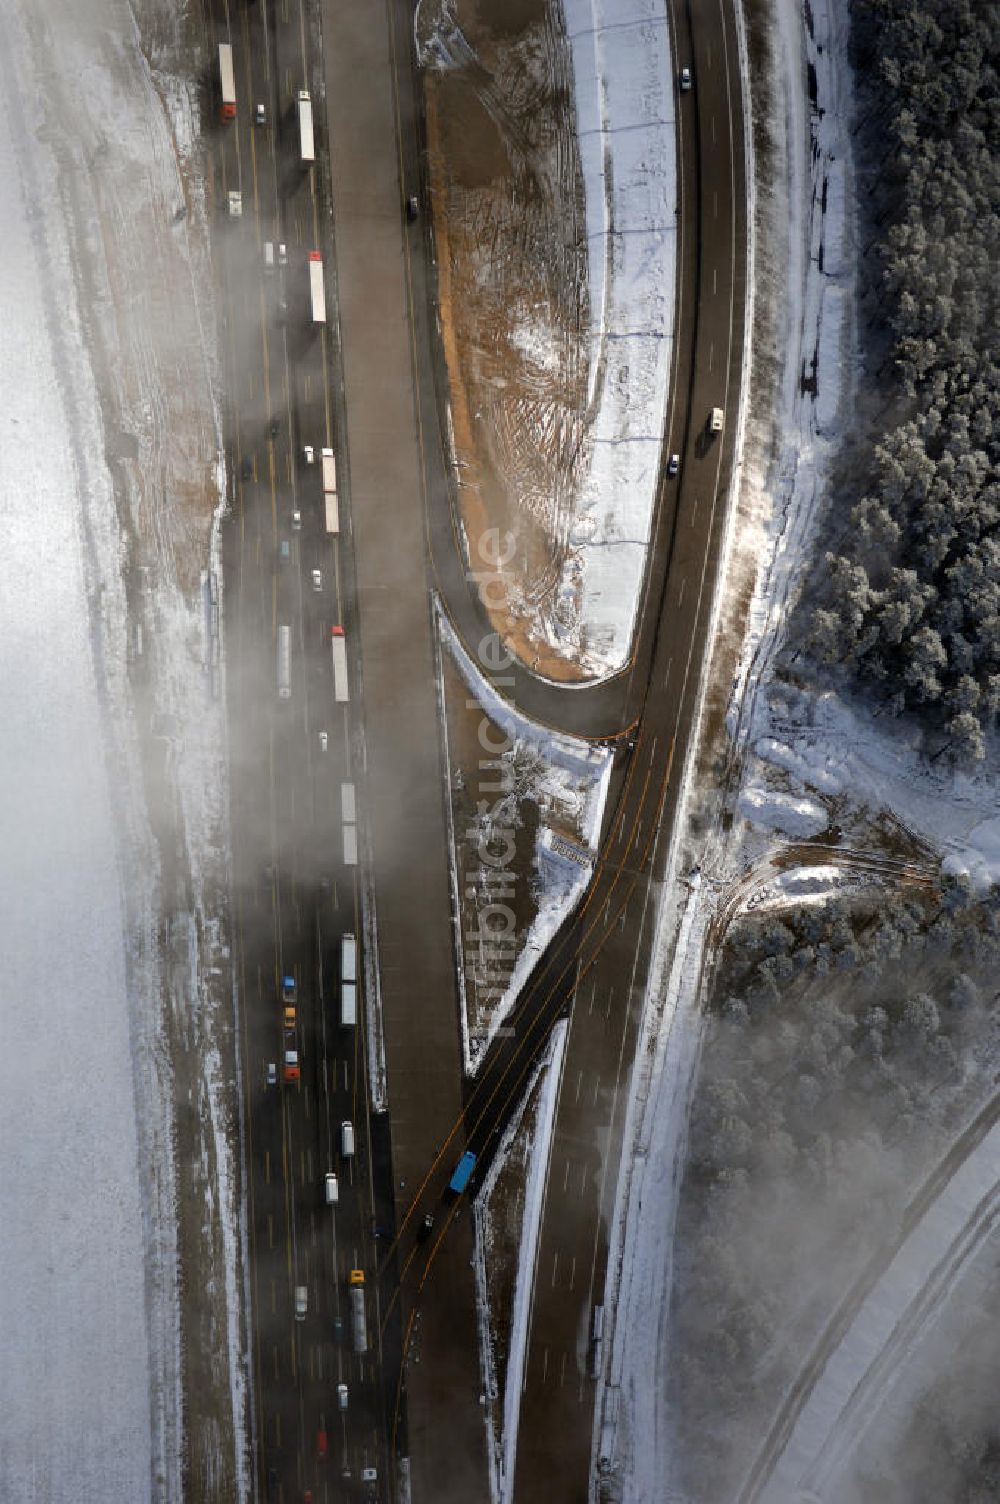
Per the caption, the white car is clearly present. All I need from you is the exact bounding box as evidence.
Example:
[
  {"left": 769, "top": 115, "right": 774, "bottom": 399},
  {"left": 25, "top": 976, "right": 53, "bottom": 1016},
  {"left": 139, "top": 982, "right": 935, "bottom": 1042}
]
[
  {"left": 255, "top": 102, "right": 266, "bottom": 125},
  {"left": 278, "top": 242, "right": 287, "bottom": 266},
  {"left": 362, "top": 1469, "right": 378, "bottom": 1484},
  {"left": 325, "top": 1170, "right": 338, "bottom": 1203},
  {"left": 291, "top": 509, "right": 301, "bottom": 531},
  {"left": 667, "top": 453, "right": 680, "bottom": 476},
  {"left": 679, "top": 66, "right": 692, "bottom": 91},
  {"left": 337, "top": 1382, "right": 349, "bottom": 1411},
  {"left": 319, "top": 730, "right": 329, "bottom": 752},
  {"left": 311, "top": 568, "right": 323, "bottom": 592},
  {"left": 709, "top": 405, "right": 724, "bottom": 433},
  {"left": 266, "top": 1061, "right": 277, "bottom": 1086},
  {"left": 303, "top": 444, "right": 315, "bottom": 465}
]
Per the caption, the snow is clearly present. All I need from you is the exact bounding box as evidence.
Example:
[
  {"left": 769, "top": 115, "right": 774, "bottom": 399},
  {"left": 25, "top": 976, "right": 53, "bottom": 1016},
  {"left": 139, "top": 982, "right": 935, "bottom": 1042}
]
[
  {"left": 0, "top": 8, "right": 158, "bottom": 1496},
  {"left": 551, "top": 0, "right": 677, "bottom": 678},
  {"left": 437, "top": 607, "right": 611, "bottom": 1073},
  {"left": 474, "top": 1020, "right": 569, "bottom": 1504},
  {"left": 943, "top": 817, "right": 1000, "bottom": 894},
  {"left": 0, "top": 3, "right": 248, "bottom": 1497},
  {"left": 756, "top": 1113, "right": 1000, "bottom": 1502},
  {"left": 738, "top": 785, "right": 830, "bottom": 838}
]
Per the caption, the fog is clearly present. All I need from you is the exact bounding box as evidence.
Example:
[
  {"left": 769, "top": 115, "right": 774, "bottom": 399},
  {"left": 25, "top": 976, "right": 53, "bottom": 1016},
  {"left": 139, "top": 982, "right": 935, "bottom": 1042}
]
[{"left": 0, "top": 0, "right": 246, "bottom": 1496}]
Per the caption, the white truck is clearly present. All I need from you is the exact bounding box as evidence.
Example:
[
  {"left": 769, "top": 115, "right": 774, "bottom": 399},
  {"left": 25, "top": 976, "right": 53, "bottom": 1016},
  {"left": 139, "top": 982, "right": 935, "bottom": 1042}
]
[
  {"left": 350, "top": 1284, "right": 367, "bottom": 1355},
  {"left": 297, "top": 90, "right": 315, "bottom": 163},
  {"left": 218, "top": 43, "right": 236, "bottom": 121},
  {"left": 342, "top": 824, "right": 358, "bottom": 867},
  {"left": 308, "top": 251, "right": 326, "bottom": 324},
  {"left": 340, "top": 934, "right": 357, "bottom": 1025},
  {"left": 277, "top": 623, "right": 291, "bottom": 700},
  {"left": 331, "top": 626, "right": 348, "bottom": 702},
  {"left": 322, "top": 447, "right": 339, "bottom": 534}
]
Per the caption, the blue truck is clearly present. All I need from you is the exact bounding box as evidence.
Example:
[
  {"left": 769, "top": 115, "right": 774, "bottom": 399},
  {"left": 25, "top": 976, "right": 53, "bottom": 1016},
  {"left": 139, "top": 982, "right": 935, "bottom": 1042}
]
[{"left": 448, "top": 1150, "right": 477, "bottom": 1195}]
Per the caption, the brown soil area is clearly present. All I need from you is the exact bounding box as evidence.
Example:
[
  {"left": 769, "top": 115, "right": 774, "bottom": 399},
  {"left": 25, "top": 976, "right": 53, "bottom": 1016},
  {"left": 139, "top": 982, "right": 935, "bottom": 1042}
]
[{"left": 421, "top": 0, "right": 595, "bottom": 680}]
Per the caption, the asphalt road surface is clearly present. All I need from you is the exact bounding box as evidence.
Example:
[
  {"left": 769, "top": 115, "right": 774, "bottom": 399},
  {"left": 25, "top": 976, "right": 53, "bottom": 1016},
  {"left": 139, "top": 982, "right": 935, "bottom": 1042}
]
[{"left": 213, "top": 0, "right": 395, "bottom": 1497}]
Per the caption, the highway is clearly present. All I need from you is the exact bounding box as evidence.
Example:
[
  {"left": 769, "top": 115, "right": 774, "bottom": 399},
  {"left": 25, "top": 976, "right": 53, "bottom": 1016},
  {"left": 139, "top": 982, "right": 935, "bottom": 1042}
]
[
  {"left": 213, "top": 0, "right": 394, "bottom": 1498},
  {"left": 208, "top": 0, "right": 748, "bottom": 1498}
]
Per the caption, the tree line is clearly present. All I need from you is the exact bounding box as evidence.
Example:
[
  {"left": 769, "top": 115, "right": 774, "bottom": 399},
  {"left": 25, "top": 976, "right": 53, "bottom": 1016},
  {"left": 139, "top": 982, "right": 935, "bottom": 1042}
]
[{"left": 806, "top": 0, "right": 1000, "bottom": 760}]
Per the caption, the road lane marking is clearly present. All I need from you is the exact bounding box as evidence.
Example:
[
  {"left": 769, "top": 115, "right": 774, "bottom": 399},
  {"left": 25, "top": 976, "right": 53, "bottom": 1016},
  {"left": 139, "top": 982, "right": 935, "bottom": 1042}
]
[
  {"left": 551, "top": 1251, "right": 560, "bottom": 1287},
  {"left": 569, "top": 1256, "right": 577, "bottom": 1291},
  {"left": 265, "top": 1149, "right": 271, "bottom": 1184},
  {"left": 678, "top": 577, "right": 686, "bottom": 607},
  {"left": 268, "top": 1214, "right": 274, "bottom": 1249},
  {"left": 711, "top": 113, "right": 717, "bottom": 144},
  {"left": 541, "top": 1347, "right": 550, "bottom": 1385},
  {"left": 559, "top": 1352, "right": 567, "bottom": 1388},
  {"left": 562, "top": 1158, "right": 571, "bottom": 1193}
]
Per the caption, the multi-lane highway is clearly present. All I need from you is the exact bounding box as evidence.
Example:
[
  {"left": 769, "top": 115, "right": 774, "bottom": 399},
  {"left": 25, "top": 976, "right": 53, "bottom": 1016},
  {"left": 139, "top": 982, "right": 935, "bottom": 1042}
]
[
  {"left": 209, "top": 0, "right": 748, "bottom": 1498},
  {"left": 213, "top": 0, "right": 395, "bottom": 1497}
]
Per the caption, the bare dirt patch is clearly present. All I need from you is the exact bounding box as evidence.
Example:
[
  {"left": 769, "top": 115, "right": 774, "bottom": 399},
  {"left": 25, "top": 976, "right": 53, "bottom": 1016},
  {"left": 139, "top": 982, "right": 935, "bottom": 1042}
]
[{"left": 420, "top": 0, "right": 593, "bottom": 679}]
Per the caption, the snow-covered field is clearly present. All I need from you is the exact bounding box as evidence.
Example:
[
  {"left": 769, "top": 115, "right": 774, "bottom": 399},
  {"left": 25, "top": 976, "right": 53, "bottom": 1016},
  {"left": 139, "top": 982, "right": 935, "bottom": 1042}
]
[
  {"left": 544, "top": 0, "right": 678, "bottom": 677},
  {"left": 0, "top": 8, "right": 163, "bottom": 1496},
  {"left": 474, "top": 1020, "right": 569, "bottom": 1504},
  {"left": 437, "top": 610, "right": 611, "bottom": 1072},
  {"left": 418, "top": 0, "right": 677, "bottom": 681},
  {"left": 0, "top": 3, "right": 246, "bottom": 1499}
]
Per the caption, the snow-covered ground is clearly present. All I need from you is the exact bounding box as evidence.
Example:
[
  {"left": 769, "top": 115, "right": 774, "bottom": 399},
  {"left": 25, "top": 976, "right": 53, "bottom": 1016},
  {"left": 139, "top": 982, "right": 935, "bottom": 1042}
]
[
  {"left": 756, "top": 1109, "right": 1000, "bottom": 1503},
  {"left": 474, "top": 1020, "right": 569, "bottom": 1504},
  {"left": 0, "top": 8, "right": 164, "bottom": 1496},
  {"left": 0, "top": 3, "right": 247, "bottom": 1498},
  {"left": 438, "top": 609, "right": 611, "bottom": 1073},
  {"left": 417, "top": 0, "right": 677, "bottom": 681},
  {"left": 544, "top": 0, "right": 678, "bottom": 677}
]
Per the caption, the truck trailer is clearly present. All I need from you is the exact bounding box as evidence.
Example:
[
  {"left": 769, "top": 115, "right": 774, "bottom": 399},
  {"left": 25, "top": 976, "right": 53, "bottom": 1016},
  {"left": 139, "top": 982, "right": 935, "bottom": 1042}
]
[
  {"left": 297, "top": 90, "right": 315, "bottom": 163},
  {"left": 218, "top": 43, "right": 236, "bottom": 121},
  {"left": 331, "top": 626, "right": 348, "bottom": 702},
  {"left": 308, "top": 251, "right": 326, "bottom": 324},
  {"left": 350, "top": 1284, "right": 367, "bottom": 1355},
  {"left": 342, "top": 823, "right": 358, "bottom": 867},
  {"left": 277, "top": 623, "right": 291, "bottom": 700}
]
